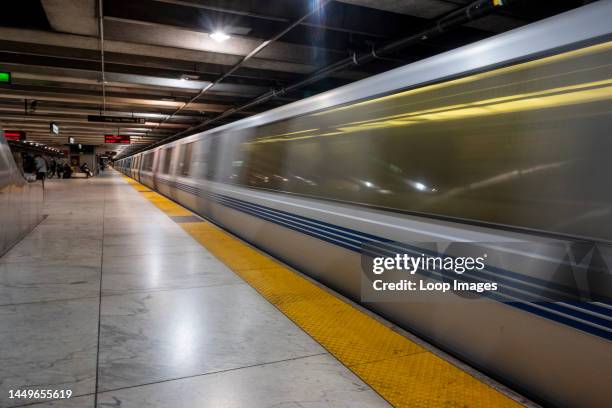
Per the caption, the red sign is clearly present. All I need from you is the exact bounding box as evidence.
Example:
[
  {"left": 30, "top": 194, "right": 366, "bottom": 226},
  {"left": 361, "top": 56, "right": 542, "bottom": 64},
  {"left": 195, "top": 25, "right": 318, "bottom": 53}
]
[
  {"left": 105, "top": 134, "right": 131, "bottom": 144},
  {"left": 4, "top": 130, "right": 26, "bottom": 141}
]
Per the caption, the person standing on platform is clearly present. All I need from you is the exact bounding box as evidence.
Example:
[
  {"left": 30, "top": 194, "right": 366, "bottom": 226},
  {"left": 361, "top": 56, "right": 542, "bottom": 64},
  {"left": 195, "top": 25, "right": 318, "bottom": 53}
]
[
  {"left": 33, "top": 154, "right": 48, "bottom": 187},
  {"left": 48, "top": 158, "right": 57, "bottom": 179},
  {"left": 23, "top": 153, "right": 34, "bottom": 176},
  {"left": 56, "top": 159, "right": 63, "bottom": 179}
]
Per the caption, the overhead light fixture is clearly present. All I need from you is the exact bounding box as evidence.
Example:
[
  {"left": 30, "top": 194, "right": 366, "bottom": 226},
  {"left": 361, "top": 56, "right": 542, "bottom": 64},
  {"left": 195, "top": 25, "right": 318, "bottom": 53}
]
[
  {"left": 210, "top": 31, "right": 230, "bottom": 42},
  {"left": 180, "top": 74, "right": 200, "bottom": 81}
]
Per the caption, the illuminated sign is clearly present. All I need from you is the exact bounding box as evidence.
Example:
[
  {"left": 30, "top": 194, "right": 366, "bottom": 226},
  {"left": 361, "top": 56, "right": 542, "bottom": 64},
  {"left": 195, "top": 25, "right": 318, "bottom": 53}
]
[
  {"left": 4, "top": 130, "right": 26, "bottom": 141},
  {"left": 0, "top": 71, "right": 10, "bottom": 84},
  {"left": 105, "top": 134, "right": 131, "bottom": 144},
  {"left": 89, "top": 115, "right": 145, "bottom": 124},
  {"left": 50, "top": 122, "right": 59, "bottom": 135}
]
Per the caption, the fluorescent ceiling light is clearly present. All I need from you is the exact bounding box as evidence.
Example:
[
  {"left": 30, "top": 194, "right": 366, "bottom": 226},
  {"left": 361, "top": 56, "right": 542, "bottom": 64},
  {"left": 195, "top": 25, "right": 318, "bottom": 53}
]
[
  {"left": 210, "top": 31, "right": 230, "bottom": 42},
  {"left": 180, "top": 74, "right": 200, "bottom": 81}
]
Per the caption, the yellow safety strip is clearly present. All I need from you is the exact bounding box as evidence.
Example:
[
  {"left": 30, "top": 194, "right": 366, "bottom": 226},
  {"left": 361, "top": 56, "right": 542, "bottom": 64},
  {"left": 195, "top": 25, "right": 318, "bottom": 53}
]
[{"left": 122, "top": 175, "right": 521, "bottom": 407}]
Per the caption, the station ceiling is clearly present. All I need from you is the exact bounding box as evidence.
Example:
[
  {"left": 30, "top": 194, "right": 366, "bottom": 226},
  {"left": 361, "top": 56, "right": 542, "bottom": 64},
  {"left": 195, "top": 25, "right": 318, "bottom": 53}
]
[{"left": 0, "top": 0, "right": 593, "bottom": 157}]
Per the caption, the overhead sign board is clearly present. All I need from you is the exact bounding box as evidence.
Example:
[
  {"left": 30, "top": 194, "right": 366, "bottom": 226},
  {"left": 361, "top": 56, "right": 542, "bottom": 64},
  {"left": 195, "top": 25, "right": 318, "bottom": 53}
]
[
  {"left": 88, "top": 115, "right": 145, "bottom": 124},
  {"left": 4, "top": 130, "right": 26, "bottom": 141},
  {"left": 0, "top": 71, "right": 10, "bottom": 84},
  {"left": 50, "top": 122, "right": 59, "bottom": 135},
  {"left": 105, "top": 134, "right": 131, "bottom": 144}
]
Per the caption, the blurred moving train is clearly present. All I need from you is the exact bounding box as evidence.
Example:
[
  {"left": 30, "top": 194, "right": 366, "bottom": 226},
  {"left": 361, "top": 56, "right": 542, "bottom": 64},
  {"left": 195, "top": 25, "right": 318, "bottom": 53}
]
[{"left": 117, "top": 2, "right": 612, "bottom": 406}]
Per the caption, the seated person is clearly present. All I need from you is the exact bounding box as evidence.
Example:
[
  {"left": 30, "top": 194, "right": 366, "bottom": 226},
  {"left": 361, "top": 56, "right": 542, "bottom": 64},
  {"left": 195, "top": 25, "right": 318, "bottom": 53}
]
[{"left": 80, "top": 162, "right": 93, "bottom": 178}]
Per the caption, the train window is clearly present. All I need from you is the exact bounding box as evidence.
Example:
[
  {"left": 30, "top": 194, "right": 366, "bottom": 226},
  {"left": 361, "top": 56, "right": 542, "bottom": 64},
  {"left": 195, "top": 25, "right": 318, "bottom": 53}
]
[
  {"left": 203, "top": 137, "right": 219, "bottom": 180},
  {"left": 178, "top": 142, "right": 194, "bottom": 177},
  {"left": 182, "top": 139, "right": 210, "bottom": 179},
  {"left": 162, "top": 147, "right": 174, "bottom": 174},
  {"left": 143, "top": 152, "right": 154, "bottom": 171}
]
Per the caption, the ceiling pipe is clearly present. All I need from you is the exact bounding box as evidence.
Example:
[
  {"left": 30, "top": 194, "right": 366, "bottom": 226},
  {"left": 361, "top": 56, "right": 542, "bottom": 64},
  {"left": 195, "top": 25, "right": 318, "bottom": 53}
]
[
  {"left": 98, "top": 0, "right": 107, "bottom": 114},
  {"left": 119, "top": 0, "right": 512, "bottom": 158}
]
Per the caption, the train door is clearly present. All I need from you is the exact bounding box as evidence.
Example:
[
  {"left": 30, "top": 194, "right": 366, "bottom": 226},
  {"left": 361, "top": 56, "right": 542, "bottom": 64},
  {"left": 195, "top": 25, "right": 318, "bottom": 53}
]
[
  {"left": 134, "top": 155, "right": 142, "bottom": 182},
  {"left": 152, "top": 149, "right": 161, "bottom": 191},
  {"left": 137, "top": 155, "right": 143, "bottom": 182}
]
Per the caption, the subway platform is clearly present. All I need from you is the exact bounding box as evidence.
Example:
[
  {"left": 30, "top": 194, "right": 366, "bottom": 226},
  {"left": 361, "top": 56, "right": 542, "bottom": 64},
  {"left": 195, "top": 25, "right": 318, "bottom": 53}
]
[{"left": 0, "top": 171, "right": 527, "bottom": 407}]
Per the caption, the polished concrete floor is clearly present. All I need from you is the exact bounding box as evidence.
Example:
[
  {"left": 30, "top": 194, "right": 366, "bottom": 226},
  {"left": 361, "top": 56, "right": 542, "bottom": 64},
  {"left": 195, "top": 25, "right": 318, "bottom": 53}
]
[{"left": 0, "top": 171, "right": 390, "bottom": 407}]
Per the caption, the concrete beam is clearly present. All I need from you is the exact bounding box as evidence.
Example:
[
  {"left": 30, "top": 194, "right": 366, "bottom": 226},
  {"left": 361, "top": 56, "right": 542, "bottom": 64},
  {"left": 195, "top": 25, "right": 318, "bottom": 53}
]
[
  {"left": 0, "top": 60, "right": 268, "bottom": 97},
  {"left": 0, "top": 89, "right": 231, "bottom": 112},
  {"left": 0, "top": 115, "right": 188, "bottom": 129},
  {"left": 0, "top": 27, "right": 316, "bottom": 74},
  {"left": 41, "top": 0, "right": 99, "bottom": 36},
  {"left": 0, "top": 114, "right": 189, "bottom": 131},
  {"left": 337, "top": 0, "right": 456, "bottom": 19},
  {"left": 0, "top": 103, "right": 201, "bottom": 122},
  {"left": 338, "top": 0, "right": 526, "bottom": 33},
  {"left": 102, "top": 16, "right": 343, "bottom": 66}
]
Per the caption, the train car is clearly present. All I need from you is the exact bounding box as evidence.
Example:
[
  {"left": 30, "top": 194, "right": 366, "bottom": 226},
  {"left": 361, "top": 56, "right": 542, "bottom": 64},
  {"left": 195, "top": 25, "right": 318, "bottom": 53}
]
[{"left": 116, "top": 2, "right": 612, "bottom": 406}]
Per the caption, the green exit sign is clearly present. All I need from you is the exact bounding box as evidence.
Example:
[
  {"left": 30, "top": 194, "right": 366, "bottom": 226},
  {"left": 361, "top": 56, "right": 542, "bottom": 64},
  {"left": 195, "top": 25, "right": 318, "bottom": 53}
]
[{"left": 0, "top": 72, "right": 10, "bottom": 84}]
